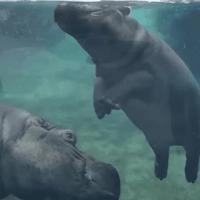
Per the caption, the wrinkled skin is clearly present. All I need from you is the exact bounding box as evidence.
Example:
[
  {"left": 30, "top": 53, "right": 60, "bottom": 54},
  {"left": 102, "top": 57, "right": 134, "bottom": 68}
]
[
  {"left": 0, "top": 103, "right": 120, "bottom": 200},
  {"left": 55, "top": 2, "right": 200, "bottom": 183}
]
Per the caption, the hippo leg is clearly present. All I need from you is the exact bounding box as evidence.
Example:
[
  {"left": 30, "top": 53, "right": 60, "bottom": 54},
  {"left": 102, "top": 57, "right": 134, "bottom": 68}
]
[
  {"left": 94, "top": 70, "right": 154, "bottom": 119},
  {"left": 0, "top": 181, "right": 7, "bottom": 199},
  {"left": 102, "top": 70, "right": 154, "bottom": 104},
  {"left": 121, "top": 97, "right": 173, "bottom": 180},
  {"left": 153, "top": 146, "right": 169, "bottom": 180},
  {"left": 184, "top": 94, "right": 200, "bottom": 183},
  {"left": 185, "top": 148, "right": 200, "bottom": 183},
  {"left": 93, "top": 77, "right": 120, "bottom": 119}
]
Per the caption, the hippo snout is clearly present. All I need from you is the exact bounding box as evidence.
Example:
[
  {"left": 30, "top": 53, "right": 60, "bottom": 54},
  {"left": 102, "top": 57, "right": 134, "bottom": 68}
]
[
  {"left": 54, "top": 2, "right": 100, "bottom": 18},
  {"left": 54, "top": 2, "right": 101, "bottom": 25},
  {"left": 54, "top": 2, "right": 84, "bottom": 23},
  {"left": 84, "top": 161, "right": 120, "bottom": 200}
]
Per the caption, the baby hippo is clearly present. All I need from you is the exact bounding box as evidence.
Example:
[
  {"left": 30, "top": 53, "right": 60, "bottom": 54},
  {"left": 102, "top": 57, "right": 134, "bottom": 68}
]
[
  {"left": 55, "top": 2, "right": 200, "bottom": 183},
  {"left": 0, "top": 103, "right": 120, "bottom": 200}
]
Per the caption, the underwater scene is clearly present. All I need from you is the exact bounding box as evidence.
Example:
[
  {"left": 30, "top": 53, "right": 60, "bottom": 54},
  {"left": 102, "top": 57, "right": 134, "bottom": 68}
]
[{"left": 0, "top": 1, "right": 200, "bottom": 200}]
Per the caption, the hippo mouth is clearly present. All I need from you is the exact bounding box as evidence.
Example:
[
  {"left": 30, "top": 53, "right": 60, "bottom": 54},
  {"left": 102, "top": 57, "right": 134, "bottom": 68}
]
[
  {"left": 83, "top": 162, "right": 120, "bottom": 200},
  {"left": 77, "top": 151, "right": 120, "bottom": 200}
]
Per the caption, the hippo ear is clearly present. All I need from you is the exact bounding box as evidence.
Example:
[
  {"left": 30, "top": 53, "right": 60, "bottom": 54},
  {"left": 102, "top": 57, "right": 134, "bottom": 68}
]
[{"left": 118, "top": 6, "right": 132, "bottom": 16}]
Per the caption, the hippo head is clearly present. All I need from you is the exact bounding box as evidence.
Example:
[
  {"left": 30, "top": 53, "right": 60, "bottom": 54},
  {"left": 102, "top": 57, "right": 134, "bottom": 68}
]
[
  {"left": 2, "top": 116, "right": 120, "bottom": 200},
  {"left": 54, "top": 3, "right": 132, "bottom": 64}
]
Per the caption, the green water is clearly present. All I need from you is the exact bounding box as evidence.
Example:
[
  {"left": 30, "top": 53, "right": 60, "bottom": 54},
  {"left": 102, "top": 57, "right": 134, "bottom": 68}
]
[{"left": 0, "top": 2, "right": 200, "bottom": 200}]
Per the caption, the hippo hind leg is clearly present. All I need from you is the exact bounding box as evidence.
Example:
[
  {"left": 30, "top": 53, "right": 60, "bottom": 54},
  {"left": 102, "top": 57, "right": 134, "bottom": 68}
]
[
  {"left": 184, "top": 92, "right": 200, "bottom": 183},
  {"left": 184, "top": 146, "right": 200, "bottom": 183},
  {"left": 153, "top": 146, "right": 170, "bottom": 180}
]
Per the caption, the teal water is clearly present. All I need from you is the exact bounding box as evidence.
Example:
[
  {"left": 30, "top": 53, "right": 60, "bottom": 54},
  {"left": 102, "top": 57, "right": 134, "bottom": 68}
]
[{"left": 0, "top": 2, "right": 200, "bottom": 200}]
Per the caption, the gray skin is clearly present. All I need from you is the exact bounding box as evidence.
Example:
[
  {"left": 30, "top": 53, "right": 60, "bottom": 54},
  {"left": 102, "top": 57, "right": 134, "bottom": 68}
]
[
  {"left": 54, "top": 2, "right": 200, "bottom": 183},
  {"left": 0, "top": 103, "right": 120, "bottom": 200}
]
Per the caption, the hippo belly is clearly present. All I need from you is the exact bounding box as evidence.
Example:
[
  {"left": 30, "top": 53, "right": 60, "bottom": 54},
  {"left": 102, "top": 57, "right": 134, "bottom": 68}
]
[{"left": 122, "top": 97, "right": 174, "bottom": 148}]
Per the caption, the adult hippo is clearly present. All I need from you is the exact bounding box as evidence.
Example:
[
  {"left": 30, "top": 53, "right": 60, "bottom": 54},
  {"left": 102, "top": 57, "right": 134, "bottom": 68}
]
[
  {"left": 0, "top": 103, "right": 120, "bottom": 200},
  {"left": 54, "top": 3, "right": 200, "bottom": 183}
]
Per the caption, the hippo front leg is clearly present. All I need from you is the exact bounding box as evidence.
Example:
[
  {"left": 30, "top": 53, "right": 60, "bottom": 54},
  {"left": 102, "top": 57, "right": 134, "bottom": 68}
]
[
  {"left": 102, "top": 70, "right": 154, "bottom": 106},
  {"left": 184, "top": 147, "right": 200, "bottom": 183},
  {"left": 93, "top": 77, "right": 120, "bottom": 119},
  {"left": 94, "top": 70, "right": 154, "bottom": 119}
]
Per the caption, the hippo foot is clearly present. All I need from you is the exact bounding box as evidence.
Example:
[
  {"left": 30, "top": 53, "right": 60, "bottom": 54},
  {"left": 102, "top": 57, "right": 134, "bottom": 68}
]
[
  {"left": 154, "top": 148, "right": 169, "bottom": 180},
  {"left": 94, "top": 97, "right": 120, "bottom": 119},
  {"left": 185, "top": 168, "right": 197, "bottom": 183},
  {"left": 154, "top": 162, "right": 168, "bottom": 180},
  {"left": 185, "top": 150, "right": 199, "bottom": 183}
]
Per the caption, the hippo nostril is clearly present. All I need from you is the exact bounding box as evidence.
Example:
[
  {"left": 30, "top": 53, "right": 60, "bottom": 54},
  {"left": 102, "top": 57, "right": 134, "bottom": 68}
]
[
  {"left": 66, "top": 132, "right": 72, "bottom": 138},
  {"left": 85, "top": 171, "right": 94, "bottom": 182},
  {"left": 64, "top": 129, "right": 77, "bottom": 145},
  {"left": 65, "top": 129, "right": 74, "bottom": 137}
]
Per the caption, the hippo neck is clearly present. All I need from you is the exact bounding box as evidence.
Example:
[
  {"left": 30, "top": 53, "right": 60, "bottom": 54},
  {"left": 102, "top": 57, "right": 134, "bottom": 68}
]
[
  {"left": 75, "top": 33, "right": 152, "bottom": 78},
  {"left": 76, "top": 36, "right": 130, "bottom": 62}
]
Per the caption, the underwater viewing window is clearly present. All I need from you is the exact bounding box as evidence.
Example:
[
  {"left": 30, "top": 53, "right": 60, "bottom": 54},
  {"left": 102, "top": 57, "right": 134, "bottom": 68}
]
[{"left": 0, "top": 1, "right": 200, "bottom": 200}]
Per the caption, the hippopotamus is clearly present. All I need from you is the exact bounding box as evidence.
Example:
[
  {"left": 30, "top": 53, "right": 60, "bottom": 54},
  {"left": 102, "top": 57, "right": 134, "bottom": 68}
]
[
  {"left": 54, "top": 3, "right": 200, "bottom": 183},
  {"left": 0, "top": 102, "right": 120, "bottom": 200}
]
